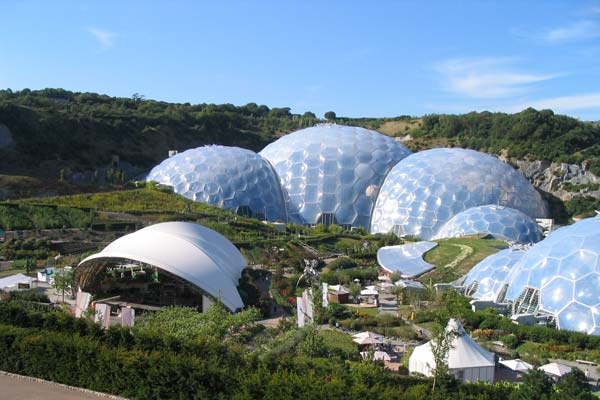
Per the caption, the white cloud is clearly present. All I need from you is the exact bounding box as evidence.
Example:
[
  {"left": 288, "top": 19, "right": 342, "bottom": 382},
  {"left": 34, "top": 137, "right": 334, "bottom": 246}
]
[
  {"left": 88, "top": 27, "right": 117, "bottom": 49},
  {"left": 512, "top": 93, "right": 600, "bottom": 113},
  {"left": 435, "top": 57, "right": 559, "bottom": 99},
  {"left": 542, "top": 20, "right": 600, "bottom": 43}
]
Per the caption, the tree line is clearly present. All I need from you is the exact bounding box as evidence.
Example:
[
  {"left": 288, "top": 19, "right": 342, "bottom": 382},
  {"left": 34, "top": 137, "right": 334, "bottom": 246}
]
[{"left": 412, "top": 109, "right": 600, "bottom": 175}]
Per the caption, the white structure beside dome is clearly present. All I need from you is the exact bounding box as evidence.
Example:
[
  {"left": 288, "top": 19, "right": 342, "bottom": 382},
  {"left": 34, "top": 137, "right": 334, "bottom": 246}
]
[
  {"left": 260, "top": 124, "right": 411, "bottom": 228},
  {"left": 77, "top": 222, "right": 246, "bottom": 312}
]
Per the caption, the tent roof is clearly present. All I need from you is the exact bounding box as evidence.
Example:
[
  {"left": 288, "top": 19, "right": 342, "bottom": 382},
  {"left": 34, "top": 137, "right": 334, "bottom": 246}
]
[
  {"left": 78, "top": 222, "right": 246, "bottom": 311},
  {"left": 500, "top": 358, "right": 533, "bottom": 372},
  {"left": 353, "top": 331, "right": 384, "bottom": 339},
  {"left": 411, "top": 318, "right": 495, "bottom": 370},
  {"left": 539, "top": 362, "right": 572, "bottom": 377}
]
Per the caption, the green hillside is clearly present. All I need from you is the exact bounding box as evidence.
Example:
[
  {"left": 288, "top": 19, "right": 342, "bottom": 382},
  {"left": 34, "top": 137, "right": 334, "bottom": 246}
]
[{"left": 1, "top": 88, "right": 600, "bottom": 219}]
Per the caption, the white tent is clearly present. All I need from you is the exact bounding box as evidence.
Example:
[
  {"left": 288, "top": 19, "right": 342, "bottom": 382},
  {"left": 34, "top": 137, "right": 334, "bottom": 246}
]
[
  {"left": 539, "top": 362, "right": 571, "bottom": 377},
  {"left": 361, "top": 286, "right": 379, "bottom": 296},
  {"left": 409, "top": 318, "right": 495, "bottom": 383},
  {"left": 353, "top": 335, "right": 383, "bottom": 345},
  {"left": 500, "top": 358, "right": 533, "bottom": 372}
]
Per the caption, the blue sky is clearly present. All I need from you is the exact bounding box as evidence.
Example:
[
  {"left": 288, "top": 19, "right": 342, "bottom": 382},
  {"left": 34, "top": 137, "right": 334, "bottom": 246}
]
[{"left": 1, "top": 1, "right": 600, "bottom": 120}]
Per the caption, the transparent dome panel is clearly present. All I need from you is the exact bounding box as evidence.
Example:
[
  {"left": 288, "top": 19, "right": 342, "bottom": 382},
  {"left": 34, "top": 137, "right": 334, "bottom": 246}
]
[
  {"left": 370, "top": 148, "right": 548, "bottom": 240},
  {"left": 260, "top": 124, "right": 411, "bottom": 227},
  {"left": 147, "top": 145, "right": 287, "bottom": 221}
]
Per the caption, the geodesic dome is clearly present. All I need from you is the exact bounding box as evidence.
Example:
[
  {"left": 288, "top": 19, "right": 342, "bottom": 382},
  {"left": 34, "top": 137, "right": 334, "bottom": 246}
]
[
  {"left": 259, "top": 124, "right": 411, "bottom": 228},
  {"left": 504, "top": 216, "right": 600, "bottom": 334},
  {"left": 147, "top": 145, "right": 286, "bottom": 221},
  {"left": 370, "top": 148, "right": 548, "bottom": 240},
  {"left": 463, "top": 247, "right": 527, "bottom": 302},
  {"left": 432, "top": 205, "right": 544, "bottom": 243}
]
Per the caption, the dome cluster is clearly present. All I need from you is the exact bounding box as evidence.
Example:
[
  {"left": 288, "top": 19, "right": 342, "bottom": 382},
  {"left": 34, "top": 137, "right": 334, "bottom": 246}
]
[
  {"left": 147, "top": 125, "right": 547, "bottom": 241},
  {"left": 464, "top": 216, "right": 600, "bottom": 335},
  {"left": 370, "top": 148, "right": 548, "bottom": 240}
]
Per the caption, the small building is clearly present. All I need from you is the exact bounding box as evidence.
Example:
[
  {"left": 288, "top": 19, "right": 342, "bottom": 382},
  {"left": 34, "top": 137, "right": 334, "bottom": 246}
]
[
  {"left": 327, "top": 284, "right": 349, "bottom": 304},
  {"left": 0, "top": 273, "right": 34, "bottom": 291}
]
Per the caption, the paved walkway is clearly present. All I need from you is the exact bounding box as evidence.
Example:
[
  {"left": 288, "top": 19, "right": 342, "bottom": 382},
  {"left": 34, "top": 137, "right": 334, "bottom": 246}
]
[{"left": 0, "top": 372, "right": 127, "bottom": 400}]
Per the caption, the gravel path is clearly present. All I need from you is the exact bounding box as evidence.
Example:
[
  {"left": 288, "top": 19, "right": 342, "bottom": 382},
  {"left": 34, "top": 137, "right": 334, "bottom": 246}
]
[{"left": 0, "top": 372, "right": 128, "bottom": 400}]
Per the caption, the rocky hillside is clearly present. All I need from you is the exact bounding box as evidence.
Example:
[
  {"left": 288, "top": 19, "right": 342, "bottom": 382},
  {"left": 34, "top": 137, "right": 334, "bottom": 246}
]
[{"left": 511, "top": 159, "right": 600, "bottom": 202}]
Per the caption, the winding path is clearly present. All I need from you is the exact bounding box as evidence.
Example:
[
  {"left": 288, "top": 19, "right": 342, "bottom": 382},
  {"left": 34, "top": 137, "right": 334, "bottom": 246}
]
[{"left": 442, "top": 244, "right": 473, "bottom": 269}]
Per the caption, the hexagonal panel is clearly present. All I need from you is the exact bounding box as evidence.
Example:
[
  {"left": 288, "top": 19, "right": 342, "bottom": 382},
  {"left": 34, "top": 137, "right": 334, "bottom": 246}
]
[
  {"left": 463, "top": 248, "right": 525, "bottom": 302},
  {"left": 433, "top": 205, "right": 543, "bottom": 243},
  {"left": 260, "top": 124, "right": 411, "bottom": 227},
  {"left": 556, "top": 302, "right": 594, "bottom": 334},
  {"left": 540, "top": 277, "right": 574, "bottom": 313},
  {"left": 370, "top": 148, "right": 548, "bottom": 240},
  {"left": 147, "top": 145, "right": 287, "bottom": 221}
]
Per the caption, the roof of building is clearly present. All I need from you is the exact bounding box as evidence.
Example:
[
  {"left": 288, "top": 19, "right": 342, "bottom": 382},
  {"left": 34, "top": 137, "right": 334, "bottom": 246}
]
[{"left": 78, "top": 221, "right": 246, "bottom": 311}]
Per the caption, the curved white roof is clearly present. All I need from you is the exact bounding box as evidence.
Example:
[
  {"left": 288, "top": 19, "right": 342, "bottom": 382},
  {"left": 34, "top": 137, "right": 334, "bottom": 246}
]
[
  {"left": 78, "top": 221, "right": 246, "bottom": 311},
  {"left": 377, "top": 241, "right": 438, "bottom": 278}
]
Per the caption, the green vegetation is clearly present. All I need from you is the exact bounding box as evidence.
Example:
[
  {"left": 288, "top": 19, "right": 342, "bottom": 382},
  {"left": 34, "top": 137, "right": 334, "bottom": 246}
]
[
  {"left": 0, "top": 88, "right": 320, "bottom": 176},
  {"left": 0, "top": 298, "right": 522, "bottom": 399},
  {"left": 1, "top": 294, "right": 597, "bottom": 399},
  {"left": 2, "top": 89, "right": 600, "bottom": 218},
  {"left": 422, "top": 237, "right": 506, "bottom": 283},
  {"left": 412, "top": 109, "right": 600, "bottom": 172},
  {"left": 565, "top": 195, "right": 600, "bottom": 218}
]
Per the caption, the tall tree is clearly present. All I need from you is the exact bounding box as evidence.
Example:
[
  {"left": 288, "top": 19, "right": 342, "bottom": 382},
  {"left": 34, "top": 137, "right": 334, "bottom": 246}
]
[
  {"left": 429, "top": 320, "right": 458, "bottom": 395},
  {"left": 324, "top": 111, "right": 336, "bottom": 121}
]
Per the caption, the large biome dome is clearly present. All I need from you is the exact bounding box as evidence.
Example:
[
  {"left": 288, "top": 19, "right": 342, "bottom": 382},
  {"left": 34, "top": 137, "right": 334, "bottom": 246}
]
[
  {"left": 433, "top": 205, "right": 544, "bottom": 243},
  {"left": 77, "top": 221, "right": 246, "bottom": 311},
  {"left": 147, "top": 146, "right": 286, "bottom": 221},
  {"left": 504, "top": 216, "right": 600, "bottom": 334},
  {"left": 463, "top": 247, "right": 526, "bottom": 303},
  {"left": 370, "top": 148, "right": 548, "bottom": 240},
  {"left": 259, "top": 124, "right": 411, "bottom": 228}
]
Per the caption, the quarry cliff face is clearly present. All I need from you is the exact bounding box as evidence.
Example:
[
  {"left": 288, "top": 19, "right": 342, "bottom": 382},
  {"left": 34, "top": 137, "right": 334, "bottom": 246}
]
[{"left": 509, "top": 158, "right": 600, "bottom": 201}]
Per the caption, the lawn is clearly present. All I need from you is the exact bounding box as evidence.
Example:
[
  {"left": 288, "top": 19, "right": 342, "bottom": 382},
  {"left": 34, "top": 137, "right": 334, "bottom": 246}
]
[{"left": 421, "top": 236, "right": 507, "bottom": 283}]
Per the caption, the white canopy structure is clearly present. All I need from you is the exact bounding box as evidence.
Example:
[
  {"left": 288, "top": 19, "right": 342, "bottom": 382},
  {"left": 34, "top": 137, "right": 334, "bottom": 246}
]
[
  {"left": 500, "top": 358, "right": 533, "bottom": 372},
  {"left": 377, "top": 242, "right": 437, "bottom": 278},
  {"left": 409, "top": 318, "right": 495, "bottom": 383},
  {"left": 539, "top": 362, "right": 572, "bottom": 378},
  {"left": 77, "top": 222, "right": 246, "bottom": 311}
]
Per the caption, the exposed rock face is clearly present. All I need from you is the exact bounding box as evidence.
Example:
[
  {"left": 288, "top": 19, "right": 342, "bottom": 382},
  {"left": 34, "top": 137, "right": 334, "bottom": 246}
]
[{"left": 510, "top": 159, "right": 600, "bottom": 201}]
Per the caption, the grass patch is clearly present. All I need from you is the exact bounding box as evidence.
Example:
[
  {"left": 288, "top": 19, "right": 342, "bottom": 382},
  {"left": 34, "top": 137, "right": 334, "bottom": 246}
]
[{"left": 421, "top": 236, "right": 506, "bottom": 283}]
